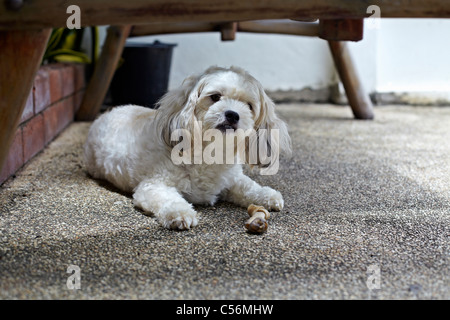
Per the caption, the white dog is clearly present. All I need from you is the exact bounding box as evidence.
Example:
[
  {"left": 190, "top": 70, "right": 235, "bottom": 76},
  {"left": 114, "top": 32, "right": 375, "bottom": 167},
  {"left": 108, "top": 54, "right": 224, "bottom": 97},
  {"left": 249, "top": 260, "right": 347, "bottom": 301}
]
[{"left": 84, "top": 66, "right": 291, "bottom": 230}]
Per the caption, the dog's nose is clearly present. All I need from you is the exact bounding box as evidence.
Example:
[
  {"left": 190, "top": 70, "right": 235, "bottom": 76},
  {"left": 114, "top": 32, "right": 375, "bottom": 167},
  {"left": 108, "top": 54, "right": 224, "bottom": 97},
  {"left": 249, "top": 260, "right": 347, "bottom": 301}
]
[{"left": 225, "top": 110, "right": 240, "bottom": 124}]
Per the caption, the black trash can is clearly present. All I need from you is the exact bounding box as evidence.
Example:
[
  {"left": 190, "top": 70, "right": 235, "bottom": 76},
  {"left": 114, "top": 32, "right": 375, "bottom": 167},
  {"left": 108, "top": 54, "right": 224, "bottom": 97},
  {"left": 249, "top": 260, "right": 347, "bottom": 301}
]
[{"left": 109, "top": 40, "right": 177, "bottom": 108}]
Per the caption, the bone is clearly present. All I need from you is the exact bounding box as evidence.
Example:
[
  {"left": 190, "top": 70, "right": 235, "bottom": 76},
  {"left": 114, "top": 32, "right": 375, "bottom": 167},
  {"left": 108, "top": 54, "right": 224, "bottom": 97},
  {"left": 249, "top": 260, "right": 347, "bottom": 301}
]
[{"left": 245, "top": 204, "right": 270, "bottom": 233}]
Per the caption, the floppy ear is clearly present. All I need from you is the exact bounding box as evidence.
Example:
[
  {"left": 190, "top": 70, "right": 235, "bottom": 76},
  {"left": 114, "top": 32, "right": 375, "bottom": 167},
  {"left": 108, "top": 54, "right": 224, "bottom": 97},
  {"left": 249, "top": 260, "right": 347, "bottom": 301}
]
[
  {"left": 155, "top": 74, "right": 204, "bottom": 148},
  {"left": 252, "top": 89, "right": 292, "bottom": 169}
]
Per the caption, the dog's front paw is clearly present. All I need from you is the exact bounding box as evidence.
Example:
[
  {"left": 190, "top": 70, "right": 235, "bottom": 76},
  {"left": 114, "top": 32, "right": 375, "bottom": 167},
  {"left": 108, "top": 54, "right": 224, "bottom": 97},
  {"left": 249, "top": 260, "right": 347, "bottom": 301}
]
[
  {"left": 159, "top": 203, "right": 198, "bottom": 230},
  {"left": 261, "top": 187, "right": 284, "bottom": 211}
]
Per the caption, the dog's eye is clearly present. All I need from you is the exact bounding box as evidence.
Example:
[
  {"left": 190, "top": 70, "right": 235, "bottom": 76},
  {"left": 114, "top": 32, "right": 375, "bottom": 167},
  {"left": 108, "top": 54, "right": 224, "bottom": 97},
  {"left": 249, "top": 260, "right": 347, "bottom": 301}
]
[
  {"left": 210, "top": 94, "right": 221, "bottom": 102},
  {"left": 247, "top": 103, "right": 253, "bottom": 111}
]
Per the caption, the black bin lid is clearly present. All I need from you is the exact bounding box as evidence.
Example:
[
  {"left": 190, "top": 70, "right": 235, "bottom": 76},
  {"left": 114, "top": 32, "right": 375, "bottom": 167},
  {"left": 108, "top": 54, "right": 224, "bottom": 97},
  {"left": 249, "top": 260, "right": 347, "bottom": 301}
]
[{"left": 124, "top": 40, "right": 177, "bottom": 48}]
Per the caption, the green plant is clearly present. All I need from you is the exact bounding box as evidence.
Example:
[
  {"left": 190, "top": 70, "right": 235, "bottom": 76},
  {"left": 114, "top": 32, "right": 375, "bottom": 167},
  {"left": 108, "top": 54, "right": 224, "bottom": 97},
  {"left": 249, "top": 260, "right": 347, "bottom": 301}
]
[{"left": 42, "top": 27, "right": 99, "bottom": 66}]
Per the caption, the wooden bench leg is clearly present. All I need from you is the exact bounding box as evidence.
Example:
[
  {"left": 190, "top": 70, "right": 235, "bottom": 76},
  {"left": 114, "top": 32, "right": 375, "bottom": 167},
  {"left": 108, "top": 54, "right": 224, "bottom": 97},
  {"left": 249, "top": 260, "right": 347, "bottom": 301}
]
[
  {"left": 328, "top": 40, "right": 374, "bottom": 120},
  {"left": 0, "top": 29, "right": 51, "bottom": 173},
  {"left": 76, "top": 25, "right": 132, "bottom": 121}
]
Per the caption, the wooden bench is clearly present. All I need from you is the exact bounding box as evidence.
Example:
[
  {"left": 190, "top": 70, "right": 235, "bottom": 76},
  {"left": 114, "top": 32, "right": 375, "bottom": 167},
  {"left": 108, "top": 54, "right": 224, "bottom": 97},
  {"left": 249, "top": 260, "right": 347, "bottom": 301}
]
[{"left": 76, "top": 19, "right": 373, "bottom": 122}]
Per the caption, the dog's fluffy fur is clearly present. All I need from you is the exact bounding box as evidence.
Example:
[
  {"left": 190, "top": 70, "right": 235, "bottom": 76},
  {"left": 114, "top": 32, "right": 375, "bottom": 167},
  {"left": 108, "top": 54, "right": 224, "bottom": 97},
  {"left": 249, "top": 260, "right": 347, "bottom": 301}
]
[{"left": 84, "top": 66, "right": 291, "bottom": 230}]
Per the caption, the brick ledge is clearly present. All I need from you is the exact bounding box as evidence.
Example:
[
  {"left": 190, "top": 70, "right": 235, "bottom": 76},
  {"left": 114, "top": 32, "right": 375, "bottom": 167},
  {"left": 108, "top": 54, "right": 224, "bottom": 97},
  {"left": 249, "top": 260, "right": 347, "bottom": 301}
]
[{"left": 1, "top": 63, "right": 86, "bottom": 186}]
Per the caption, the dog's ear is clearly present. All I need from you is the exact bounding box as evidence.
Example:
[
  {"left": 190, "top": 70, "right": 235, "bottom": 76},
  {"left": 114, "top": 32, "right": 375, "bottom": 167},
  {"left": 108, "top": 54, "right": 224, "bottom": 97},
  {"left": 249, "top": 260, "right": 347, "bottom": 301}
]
[
  {"left": 155, "top": 74, "right": 204, "bottom": 148},
  {"left": 251, "top": 88, "right": 292, "bottom": 170}
]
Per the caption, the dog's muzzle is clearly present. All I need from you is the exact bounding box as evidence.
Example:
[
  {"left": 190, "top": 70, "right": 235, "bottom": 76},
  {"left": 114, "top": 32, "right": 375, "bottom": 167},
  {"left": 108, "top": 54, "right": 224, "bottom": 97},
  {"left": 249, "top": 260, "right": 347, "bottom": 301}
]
[{"left": 216, "top": 110, "right": 239, "bottom": 132}]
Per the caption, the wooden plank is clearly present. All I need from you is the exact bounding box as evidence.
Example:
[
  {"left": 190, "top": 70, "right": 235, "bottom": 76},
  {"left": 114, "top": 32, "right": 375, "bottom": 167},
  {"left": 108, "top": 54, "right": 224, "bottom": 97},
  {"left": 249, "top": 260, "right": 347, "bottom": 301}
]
[
  {"left": 1, "top": 0, "right": 449, "bottom": 30},
  {"left": 238, "top": 20, "right": 319, "bottom": 37},
  {"left": 0, "top": 28, "right": 51, "bottom": 173},
  {"left": 75, "top": 25, "right": 131, "bottom": 121},
  {"left": 319, "top": 19, "right": 364, "bottom": 41},
  {"left": 131, "top": 20, "right": 320, "bottom": 38},
  {"left": 131, "top": 22, "right": 219, "bottom": 37},
  {"left": 328, "top": 41, "right": 374, "bottom": 120}
]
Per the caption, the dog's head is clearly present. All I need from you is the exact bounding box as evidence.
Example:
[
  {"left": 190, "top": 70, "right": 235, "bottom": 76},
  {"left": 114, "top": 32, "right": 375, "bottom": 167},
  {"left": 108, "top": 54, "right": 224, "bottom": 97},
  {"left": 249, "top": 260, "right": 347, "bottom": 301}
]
[{"left": 155, "top": 66, "right": 291, "bottom": 171}]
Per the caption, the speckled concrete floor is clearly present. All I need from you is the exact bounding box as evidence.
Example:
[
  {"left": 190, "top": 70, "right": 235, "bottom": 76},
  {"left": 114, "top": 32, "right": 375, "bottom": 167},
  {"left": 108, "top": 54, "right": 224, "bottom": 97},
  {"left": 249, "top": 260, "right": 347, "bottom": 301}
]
[{"left": 0, "top": 104, "right": 448, "bottom": 299}]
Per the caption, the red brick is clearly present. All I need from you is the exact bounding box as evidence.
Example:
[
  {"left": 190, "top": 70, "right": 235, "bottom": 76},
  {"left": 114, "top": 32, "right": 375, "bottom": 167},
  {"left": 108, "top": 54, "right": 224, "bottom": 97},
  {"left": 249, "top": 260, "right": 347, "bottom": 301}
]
[
  {"left": 0, "top": 128, "right": 23, "bottom": 185},
  {"left": 61, "top": 64, "right": 75, "bottom": 98},
  {"left": 43, "top": 97, "right": 74, "bottom": 145},
  {"left": 59, "top": 96, "right": 75, "bottom": 133},
  {"left": 34, "top": 68, "right": 51, "bottom": 114},
  {"left": 20, "top": 88, "right": 34, "bottom": 124},
  {"left": 46, "top": 64, "right": 63, "bottom": 104},
  {"left": 43, "top": 102, "right": 59, "bottom": 145},
  {"left": 22, "top": 114, "right": 45, "bottom": 164}
]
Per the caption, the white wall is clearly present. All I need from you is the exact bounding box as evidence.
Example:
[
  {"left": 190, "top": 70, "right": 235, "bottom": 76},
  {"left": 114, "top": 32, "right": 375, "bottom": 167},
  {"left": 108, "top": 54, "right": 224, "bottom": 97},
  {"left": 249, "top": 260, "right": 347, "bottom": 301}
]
[
  {"left": 126, "top": 19, "right": 450, "bottom": 103},
  {"left": 128, "top": 32, "right": 335, "bottom": 92},
  {"left": 374, "top": 19, "right": 450, "bottom": 103}
]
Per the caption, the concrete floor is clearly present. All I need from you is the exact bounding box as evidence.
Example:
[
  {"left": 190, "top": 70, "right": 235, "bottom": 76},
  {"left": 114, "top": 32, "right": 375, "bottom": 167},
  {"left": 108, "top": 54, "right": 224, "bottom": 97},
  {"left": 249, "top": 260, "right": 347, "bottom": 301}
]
[{"left": 0, "top": 104, "right": 448, "bottom": 299}]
